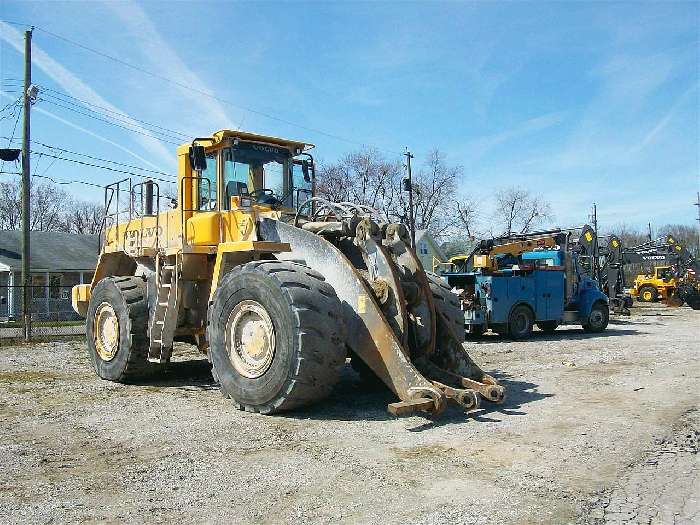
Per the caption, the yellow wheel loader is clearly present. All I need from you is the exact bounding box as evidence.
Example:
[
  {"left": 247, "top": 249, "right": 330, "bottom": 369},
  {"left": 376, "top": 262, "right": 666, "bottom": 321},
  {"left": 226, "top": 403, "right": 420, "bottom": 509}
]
[{"left": 72, "top": 130, "right": 504, "bottom": 417}]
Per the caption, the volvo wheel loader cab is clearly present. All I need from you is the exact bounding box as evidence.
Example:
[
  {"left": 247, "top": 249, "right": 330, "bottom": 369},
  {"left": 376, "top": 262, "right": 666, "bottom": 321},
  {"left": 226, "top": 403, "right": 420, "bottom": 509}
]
[{"left": 72, "top": 129, "right": 504, "bottom": 417}]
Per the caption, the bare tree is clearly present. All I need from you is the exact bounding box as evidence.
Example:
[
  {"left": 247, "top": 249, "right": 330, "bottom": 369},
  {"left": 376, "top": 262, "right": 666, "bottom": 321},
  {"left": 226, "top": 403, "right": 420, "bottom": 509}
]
[
  {"left": 657, "top": 223, "right": 699, "bottom": 256},
  {"left": 0, "top": 180, "right": 21, "bottom": 230},
  {"left": 316, "top": 148, "right": 402, "bottom": 216},
  {"left": 455, "top": 197, "right": 480, "bottom": 240},
  {"left": 64, "top": 200, "right": 104, "bottom": 234},
  {"left": 30, "top": 182, "right": 71, "bottom": 231},
  {"left": 494, "top": 186, "right": 552, "bottom": 235},
  {"left": 606, "top": 223, "right": 647, "bottom": 248},
  {"left": 392, "top": 149, "right": 460, "bottom": 240},
  {"left": 0, "top": 179, "right": 70, "bottom": 231}
]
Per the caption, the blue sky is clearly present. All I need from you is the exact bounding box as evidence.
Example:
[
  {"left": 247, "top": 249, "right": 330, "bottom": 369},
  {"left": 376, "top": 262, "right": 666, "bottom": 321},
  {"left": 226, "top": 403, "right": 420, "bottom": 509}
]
[{"left": 1, "top": 1, "right": 698, "bottom": 233}]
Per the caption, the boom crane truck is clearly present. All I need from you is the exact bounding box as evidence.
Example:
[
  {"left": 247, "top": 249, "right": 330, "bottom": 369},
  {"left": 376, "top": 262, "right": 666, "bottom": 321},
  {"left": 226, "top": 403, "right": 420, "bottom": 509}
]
[
  {"left": 71, "top": 130, "right": 505, "bottom": 418},
  {"left": 441, "top": 226, "right": 609, "bottom": 339}
]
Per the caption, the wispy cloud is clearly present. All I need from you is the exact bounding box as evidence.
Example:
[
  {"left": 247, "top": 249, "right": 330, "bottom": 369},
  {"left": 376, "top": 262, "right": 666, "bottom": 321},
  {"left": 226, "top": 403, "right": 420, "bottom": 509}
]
[
  {"left": 461, "top": 111, "right": 566, "bottom": 161},
  {"left": 0, "top": 21, "right": 173, "bottom": 169},
  {"left": 105, "top": 1, "right": 235, "bottom": 131},
  {"left": 637, "top": 82, "right": 698, "bottom": 150}
]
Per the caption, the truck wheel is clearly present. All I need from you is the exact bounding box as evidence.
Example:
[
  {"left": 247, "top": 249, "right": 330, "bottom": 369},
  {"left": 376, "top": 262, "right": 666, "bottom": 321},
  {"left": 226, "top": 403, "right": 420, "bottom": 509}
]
[
  {"left": 583, "top": 302, "right": 609, "bottom": 333},
  {"left": 86, "top": 276, "right": 162, "bottom": 382},
  {"left": 536, "top": 321, "right": 559, "bottom": 333},
  {"left": 638, "top": 285, "right": 657, "bottom": 302},
  {"left": 426, "top": 272, "right": 465, "bottom": 343},
  {"left": 207, "top": 260, "right": 346, "bottom": 414},
  {"left": 507, "top": 305, "right": 534, "bottom": 339}
]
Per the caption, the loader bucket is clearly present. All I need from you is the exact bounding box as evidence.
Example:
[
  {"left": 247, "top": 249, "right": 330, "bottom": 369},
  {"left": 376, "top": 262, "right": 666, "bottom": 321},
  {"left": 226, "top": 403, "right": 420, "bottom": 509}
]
[{"left": 259, "top": 213, "right": 504, "bottom": 417}]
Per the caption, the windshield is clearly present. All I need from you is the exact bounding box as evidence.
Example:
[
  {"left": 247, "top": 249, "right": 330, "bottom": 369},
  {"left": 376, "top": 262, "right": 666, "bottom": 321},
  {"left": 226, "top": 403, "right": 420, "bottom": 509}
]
[{"left": 222, "top": 142, "right": 311, "bottom": 209}]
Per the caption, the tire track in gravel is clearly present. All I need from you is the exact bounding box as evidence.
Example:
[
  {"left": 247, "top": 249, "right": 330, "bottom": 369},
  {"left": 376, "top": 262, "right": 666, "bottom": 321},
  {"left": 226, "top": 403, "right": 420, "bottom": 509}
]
[{"left": 578, "top": 408, "right": 699, "bottom": 524}]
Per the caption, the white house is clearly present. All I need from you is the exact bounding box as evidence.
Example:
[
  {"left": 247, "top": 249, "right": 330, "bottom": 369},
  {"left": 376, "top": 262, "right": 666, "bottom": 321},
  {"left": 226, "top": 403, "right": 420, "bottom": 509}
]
[{"left": 0, "top": 231, "right": 98, "bottom": 321}]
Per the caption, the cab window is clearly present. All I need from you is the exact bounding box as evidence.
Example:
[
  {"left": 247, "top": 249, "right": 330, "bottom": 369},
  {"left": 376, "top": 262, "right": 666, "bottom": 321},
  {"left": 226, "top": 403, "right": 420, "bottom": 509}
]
[
  {"left": 198, "top": 153, "right": 217, "bottom": 210},
  {"left": 290, "top": 161, "right": 312, "bottom": 208},
  {"left": 223, "top": 149, "right": 251, "bottom": 209},
  {"left": 222, "top": 143, "right": 290, "bottom": 207}
]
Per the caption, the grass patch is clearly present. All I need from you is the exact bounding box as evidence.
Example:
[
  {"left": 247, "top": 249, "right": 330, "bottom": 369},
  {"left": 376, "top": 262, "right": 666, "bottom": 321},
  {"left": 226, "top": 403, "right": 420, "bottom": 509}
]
[
  {"left": 0, "top": 370, "right": 64, "bottom": 383},
  {"left": 1, "top": 320, "right": 84, "bottom": 328}
]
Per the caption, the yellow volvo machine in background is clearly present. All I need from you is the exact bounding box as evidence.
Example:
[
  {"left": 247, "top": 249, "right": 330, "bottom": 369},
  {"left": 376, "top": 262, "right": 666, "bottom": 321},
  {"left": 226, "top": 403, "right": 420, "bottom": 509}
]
[{"left": 72, "top": 130, "right": 504, "bottom": 417}]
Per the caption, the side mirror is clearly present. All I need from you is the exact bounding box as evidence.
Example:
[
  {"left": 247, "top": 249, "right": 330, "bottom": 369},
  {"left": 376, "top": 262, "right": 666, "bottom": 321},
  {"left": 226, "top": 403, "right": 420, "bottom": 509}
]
[
  {"left": 301, "top": 160, "right": 311, "bottom": 183},
  {"left": 189, "top": 145, "right": 207, "bottom": 171}
]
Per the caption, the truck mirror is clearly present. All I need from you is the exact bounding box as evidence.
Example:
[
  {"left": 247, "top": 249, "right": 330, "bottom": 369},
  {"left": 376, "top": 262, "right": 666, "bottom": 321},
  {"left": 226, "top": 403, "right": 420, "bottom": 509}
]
[
  {"left": 301, "top": 160, "right": 311, "bottom": 183},
  {"left": 189, "top": 145, "right": 207, "bottom": 172}
]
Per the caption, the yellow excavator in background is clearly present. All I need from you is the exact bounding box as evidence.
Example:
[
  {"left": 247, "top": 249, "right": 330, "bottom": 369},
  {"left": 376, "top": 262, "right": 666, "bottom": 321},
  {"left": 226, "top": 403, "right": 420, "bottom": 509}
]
[{"left": 72, "top": 129, "right": 504, "bottom": 417}]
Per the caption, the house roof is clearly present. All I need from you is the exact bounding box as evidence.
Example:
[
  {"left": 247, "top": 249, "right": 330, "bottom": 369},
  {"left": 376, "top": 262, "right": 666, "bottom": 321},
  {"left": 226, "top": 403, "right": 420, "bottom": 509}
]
[
  {"left": 0, "top": 231, "right": 99, "bottom": 272},
  {"left": 415, "top": 229, "right": 448, "bottom": 261}
]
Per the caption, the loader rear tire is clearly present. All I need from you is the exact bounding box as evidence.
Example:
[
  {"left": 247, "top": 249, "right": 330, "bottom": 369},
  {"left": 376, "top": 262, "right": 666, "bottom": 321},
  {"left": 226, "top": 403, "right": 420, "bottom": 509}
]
[
  {"left": 426, "top": 272, "right": 465, "bottom": 343},
  {"left": 207, "top": 260, "right": 346, "bottom": 414},
  {"left": 86, "top": 276, "right": 162, "bottom": 382}
]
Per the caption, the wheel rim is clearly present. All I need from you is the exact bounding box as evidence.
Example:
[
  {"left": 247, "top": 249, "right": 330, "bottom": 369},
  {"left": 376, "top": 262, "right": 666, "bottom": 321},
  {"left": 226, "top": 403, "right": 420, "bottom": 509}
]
[
  {"left": 94, "top": 302, "right": 119, "bottom": 361},
  {"left": 225, "top": 300, "right": 276, "bottom": 379},
  {"left": 589, "top": 309, "right": 604, "bottom": 328},
  {"left": 642, "top": 290, "right": 652, "bottom": 301}
]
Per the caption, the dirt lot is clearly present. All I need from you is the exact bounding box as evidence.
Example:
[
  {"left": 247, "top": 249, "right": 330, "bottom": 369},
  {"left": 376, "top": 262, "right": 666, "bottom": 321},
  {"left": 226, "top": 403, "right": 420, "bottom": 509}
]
[{"left": 1, "top": 303, "right": 698, "bottom": 524}]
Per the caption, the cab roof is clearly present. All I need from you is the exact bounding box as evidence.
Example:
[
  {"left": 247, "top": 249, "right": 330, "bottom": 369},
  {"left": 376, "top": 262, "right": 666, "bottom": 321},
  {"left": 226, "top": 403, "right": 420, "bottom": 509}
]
[{"left": 176, "top": 129, "right": 314, "bottom": 155}]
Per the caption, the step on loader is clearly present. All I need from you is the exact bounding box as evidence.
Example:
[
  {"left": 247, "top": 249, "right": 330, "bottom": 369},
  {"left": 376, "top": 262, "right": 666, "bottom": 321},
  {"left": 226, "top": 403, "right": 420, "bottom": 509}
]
[{"left": 72, "top": 130, "right": 504, "bottom": 417}]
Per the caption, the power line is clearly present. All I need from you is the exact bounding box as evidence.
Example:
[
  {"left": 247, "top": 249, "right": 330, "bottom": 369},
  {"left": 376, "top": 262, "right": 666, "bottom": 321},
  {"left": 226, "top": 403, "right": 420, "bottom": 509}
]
[
  {"left": 32, "top": 140, "right": 176, "bottom": 177},
  {"left": 16, "top": 24, "right": 403, "bottom": 155},
  {"left": 28, "top": 150, "right": 177, "bottom": 185},
  {"left": 1, "top": 169, "right": 174, "bottom": 201},
  {"left": 39, "top": 85, "right": 191, "bottom": 140},
  {"left": 1, "top": 136, "right": 176, "bottom": 180},
  {"left": 37, "top": 97, "right": 182, "bottom": 145}
]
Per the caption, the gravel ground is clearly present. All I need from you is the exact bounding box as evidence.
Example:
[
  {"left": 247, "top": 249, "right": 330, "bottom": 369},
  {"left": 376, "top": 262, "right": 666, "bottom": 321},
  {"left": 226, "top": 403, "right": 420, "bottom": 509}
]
[{"left": 0, "top": 303, "right": 698, "bottom": 524}]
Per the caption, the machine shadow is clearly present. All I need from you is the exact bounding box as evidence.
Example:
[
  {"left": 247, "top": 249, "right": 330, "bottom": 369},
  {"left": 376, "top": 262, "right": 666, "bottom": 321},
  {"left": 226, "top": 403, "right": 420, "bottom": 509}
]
[
  {"left": 467, "top": 327, "right": 643, "bottom": 344},
  {"left": 131, "top": 361, "right": 550, "bottom": 427},
  {"left": 405, "top": 372, "right": 553, "bottom": 431},
  {"left": 285, "top": 367, "right": 551, "bottom": 426},
  {"left": 130, "top": 358, "right": 218, "bottom": 391}
]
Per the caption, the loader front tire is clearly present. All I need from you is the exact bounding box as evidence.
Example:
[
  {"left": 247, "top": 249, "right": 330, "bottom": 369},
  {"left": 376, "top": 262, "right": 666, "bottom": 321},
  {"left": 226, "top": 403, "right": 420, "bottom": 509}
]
[
  {"left": 86, "top": 276, "right": 161, "bottom": 382},
  {"left": 638, "top": 285, "right": 657, "bottom": 302},
  {"left": 426, "top": 272, "right": 465, "bottom": 343},
  {"left": 207, "top": 260, "right": 346, "bottom": 414}
]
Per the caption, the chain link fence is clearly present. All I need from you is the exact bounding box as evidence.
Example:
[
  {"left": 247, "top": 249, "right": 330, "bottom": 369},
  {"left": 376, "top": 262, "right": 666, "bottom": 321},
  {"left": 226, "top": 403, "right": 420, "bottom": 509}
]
[{"left": 0, "top": 279, "right": 88, "bottom": 339}]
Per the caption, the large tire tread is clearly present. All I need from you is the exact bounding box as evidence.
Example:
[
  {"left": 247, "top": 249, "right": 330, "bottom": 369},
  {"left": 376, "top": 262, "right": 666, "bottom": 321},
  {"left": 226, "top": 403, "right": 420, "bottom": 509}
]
[
  {"left": 208, "top": 260, "right": 346, "bottom": 414},
  {"left": 87, "top": 276, "right": 163, "bottom": 382},
  {"left": 426, "top": 271, "right": 465, "bottom": 343}
]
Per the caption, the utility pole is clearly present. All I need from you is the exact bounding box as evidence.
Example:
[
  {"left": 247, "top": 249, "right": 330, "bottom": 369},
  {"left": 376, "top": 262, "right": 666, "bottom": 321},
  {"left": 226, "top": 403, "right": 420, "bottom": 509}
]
[
  {"left": 695, "top": 191, "right": 700, "bottom": 256},
  {"left": 647, "top": 222, "right": 652, "bottom": 242},
  {"left": 21, "top": 29, "right": 32, "bottom": 342},
  {"left": 403, "top": 149, "right": 415, "bottom": 249}
]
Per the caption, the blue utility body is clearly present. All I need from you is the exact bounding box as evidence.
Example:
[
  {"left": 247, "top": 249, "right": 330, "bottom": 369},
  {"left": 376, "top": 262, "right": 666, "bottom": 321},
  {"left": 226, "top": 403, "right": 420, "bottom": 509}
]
[{"left": 445, "top": 249, "right": 608, "bottom": 332}]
